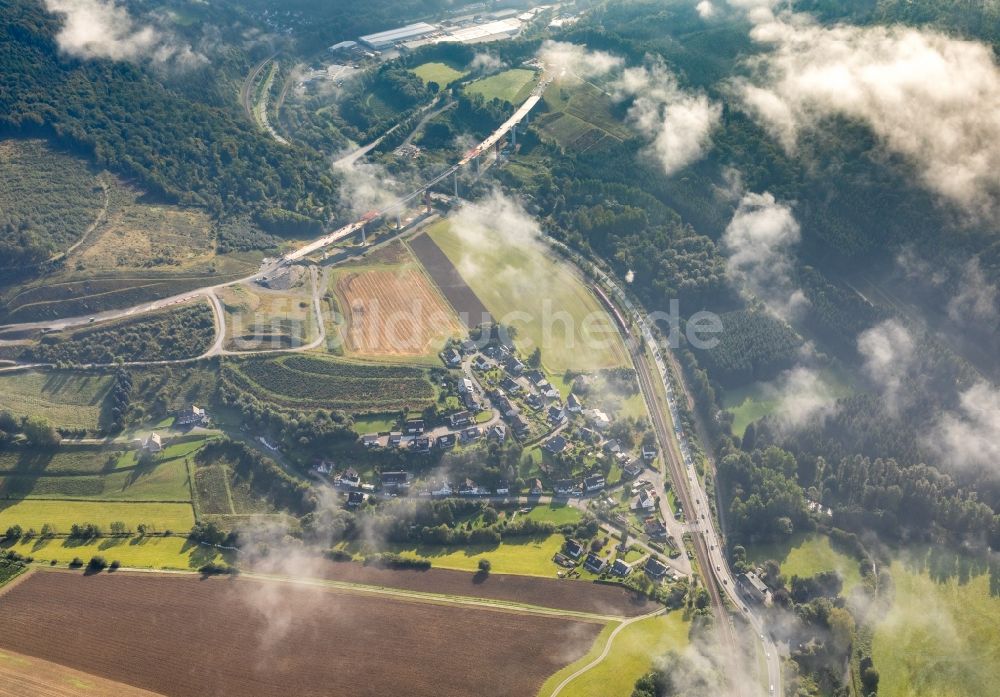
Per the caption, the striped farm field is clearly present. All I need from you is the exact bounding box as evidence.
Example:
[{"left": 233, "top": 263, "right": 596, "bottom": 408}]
[
  {"left": 0, "top": 371, "right": 112, "bottom": 429},
  {"left": 224, "top": 354, "right": 435, "bottom": 411},
  {"left": 335, "top": 265, "right": 461, "bottom": 358}
]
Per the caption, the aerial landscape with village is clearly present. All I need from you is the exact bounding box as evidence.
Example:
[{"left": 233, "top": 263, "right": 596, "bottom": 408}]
[{"left": 2, "top": 1, "right": 1000, "bottom": 696}]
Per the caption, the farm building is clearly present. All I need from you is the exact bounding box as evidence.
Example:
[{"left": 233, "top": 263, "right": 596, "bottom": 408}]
[
  {"left": 359, "top": 22, "right": 438, "bottom": 49},
  {"left": 142, "top": 433, "right": 162, "bottom": 453},
  {"left": 175, "top": 405, "right": 208, "bottom": 426}
]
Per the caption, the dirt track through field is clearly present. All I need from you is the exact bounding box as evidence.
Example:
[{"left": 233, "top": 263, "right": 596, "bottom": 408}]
[
  {"left": 0, "top": 571, "right": 603, "bottom": 697},
  {"left": 280, "top": 559, "right": 659, "bottom": 617},
  {"left": 409, "top": 233, "right": 492, "bottom": 328}
]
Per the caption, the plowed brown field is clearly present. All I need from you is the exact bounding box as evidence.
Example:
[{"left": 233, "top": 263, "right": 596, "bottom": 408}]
[
  {"left": 0, "top": 571, "right": 603, "bottom": 697},
  {"left": 281, "top": 559, "right": 659, "bottom": 617},
  {"left": 336, "top": 267, "right": 460, "bottom": 356}
]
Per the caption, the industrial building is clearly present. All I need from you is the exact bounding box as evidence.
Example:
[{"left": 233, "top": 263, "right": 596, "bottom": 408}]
[{"left": 359, "top": 22, "right": 439, "bottom": 50}]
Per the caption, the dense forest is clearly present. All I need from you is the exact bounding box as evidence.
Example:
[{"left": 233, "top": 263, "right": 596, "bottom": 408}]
[{"left": 0, "top": 0, "right": 337, "bottom": 226}]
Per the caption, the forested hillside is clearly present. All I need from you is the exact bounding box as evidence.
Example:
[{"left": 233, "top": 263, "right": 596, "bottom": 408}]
[{"left": 0, "top": 0, "right": 336, "bottom": 221}]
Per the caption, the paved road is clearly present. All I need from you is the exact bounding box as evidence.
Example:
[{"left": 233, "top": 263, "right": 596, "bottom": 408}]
[{"left": 586, "top": 258, "right": 782, "bottom": 697}]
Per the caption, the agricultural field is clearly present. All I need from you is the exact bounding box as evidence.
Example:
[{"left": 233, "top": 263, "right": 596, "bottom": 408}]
[
  {"left": 0, "top": 647, "right": 165, "bottom": 697},
  {"left": 3, "top": 535, "right": 228, "bottom": 570},
  {"left": 0, "top": 139, "right": 105, "bottom": 261},
  {"left": 343, "top": 533, "right": 567, "bottom": 577},
  {"left": 191, "top": 450, "right": 278, "bottom": 525},
  {"left": 225, "top": 354, "right": 435, "bottom": 411},
  {"left": 19, "top": 301, "right": 216, "bottom": 365},
  {"left": 131, "top": 363, "right": 220, "bottom": 419},
  {"left": 747, "top": 533, "right": 863, "bottom": 592},
  {"left": 873, "top": 551, "right": 1000, "bottom": 697},
  {"left": 408, "top": 232, "right": 492, "bottom": 327},
  {"left": 219, "top": 271, "right": 317, "bottom": 351},
  {"left": 0, "top": 500, "right": 195, "bottom": 534},
  {"left": 465, "top": 68, "right": 538, "bottom": 103},
  {"left": 426, "top": 220, "right": 629, "bottom": 373},
  {"left": 289, "top": 558, "right": 659, "bottom": 617},
  {"left": 332, "top": 246, "right": 462, "bottom": 359},
  {"left": 0, "top": 371, "right": 113, "bottom": 430},
  {"left": 535, "top": 77, "right": 633, "bottom": 153},
  {"left": 0, "top": 457, "right": 190, "bottom": 502},
  {"left": 412, "top": 62, "right": 467, "bottom": 87},
  {"left": 0, "top": 572, "right": 603, "bottom": 697},
  {"left": 538, "top": 611, "right": 690, "bottom": 697}
]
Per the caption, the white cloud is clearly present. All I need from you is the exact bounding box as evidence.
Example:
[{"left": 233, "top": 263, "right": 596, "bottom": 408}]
[
  {"left": 721, "top": 191, "right": 806, "bottom": 319},
  {"left": 615, "top": 61, "right": 721, "bottom": 176},
  {"left": 696, "top": 1, "right": 716, "bottom": 19},
  {"left": 765, "top": 365, "right": 840, "bottom": 430},
  {"left": 948, "top": 258, "right": 999, "bottom": 325},
  {"left": 926, "top": 381, "right": 1000, "bottom": 472},
  {"left": 44, "top": 0, "right": 203, "bottom": 67},
  {"left": 736, "top": 16, "right": 1000, "bottom": 219},
  {"left": 469, "top": 52, "right": 504, "bottom": 73},
  {"left": 856, "top": 319, "right": 917, "bottom": 415},
  {"left": 536, "top": 40, "right": 624, "bottom": 79}
]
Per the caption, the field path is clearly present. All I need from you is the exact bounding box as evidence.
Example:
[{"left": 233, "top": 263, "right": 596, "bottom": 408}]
[{"left": 547, "top": 608, "right": 666, "bottom": 696}]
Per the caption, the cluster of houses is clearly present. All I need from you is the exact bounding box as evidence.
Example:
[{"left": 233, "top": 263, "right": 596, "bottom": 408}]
[{"left": 561, "top": 537, "right": 673, "bottom": 581}]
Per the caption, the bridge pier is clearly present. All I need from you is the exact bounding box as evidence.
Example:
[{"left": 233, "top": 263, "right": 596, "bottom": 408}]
[
  {"left": 511, "top": 123, "right": 516, "bottom": 148},
  {"left": 453, "top": 170, "right": 459, "bottom": 198}
]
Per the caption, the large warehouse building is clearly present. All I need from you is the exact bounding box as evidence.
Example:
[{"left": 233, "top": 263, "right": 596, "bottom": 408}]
[{"left": 359, "top": 22, "right": 439, "bottom": 50}]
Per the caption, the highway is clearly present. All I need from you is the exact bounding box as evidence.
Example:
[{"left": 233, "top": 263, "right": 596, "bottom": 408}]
[{"left": 585, "top": 257, "right": 783, "bottom": 697}]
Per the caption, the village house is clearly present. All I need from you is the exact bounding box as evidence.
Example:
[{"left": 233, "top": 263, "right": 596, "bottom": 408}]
[
  {"left": 142, "top": 433, "right": 162, "bottom": 453},
  {"left": 583, "top": 552, "right": 607, "bottom": 574},
  {"left": 461, "top": 426, "right": 482, "bottom": 443},
  {"left": 175, "top": 405, "right": 208, "bottom": 427},
  {"left": 460, "top": 339, "right": 478, "bottom": 354},
  {"left": 644, "top": 556, "right": 668, "bottom": 580},
  {"left": 506, "top": 357, "right": 525, "bottom": 374},
  {"left": 525, "top": 393, "right": 543, "bottom": 410},
  {"left": 586, "top": 409, "right": 612, "bottom": 430},
  {"left": 388, "top": 431, "right": 403, "bottom": 447},
  {"left": 545, "top": 435, "right": 568, "bottom": 454},
  {"left": 459, "top": 377, "right": 475, "bottom": 394},
  {"left": 564, "top": 539, "right": 584, "bottom": 559},
  {"left": 449, "top": 410, "right": 472, "bottom": 428},
  {"left": 512, "top": 414, "right": 530, "bottom": 436},
  {"left": 632, "top": 488, "right": 656, "bottom": 511},
  {"left": 642, "top": 444, "right": 658, "bottom": 461},
  {"left": 495, "top": 480, "right": 510, "bottom": 496},
  {"left": 490, "top": 423, "right": 507, "bottom": 442},
  {"left": 611, "top": 559, "right": 632, "bottom": 577},
  {"left": 381, "top": 471, "right": 410, "bottom": 491},
  {"left": 547, "top": 404, "right": 566, "bottom": 425},
  {"left": 362, "top": 433, "right": 379, "bottom": 448},
  {"left": 643, "top": 516, "right": 667, "bottom": 538},
  {"left": 500, "top": 376, "right": 521, "bottom": 393},
  {"left": 442, "top": 347, "right": 462, "bottom": 367},
  {"left": 567, "top": 393, "right": 582, "bottom": 413},
  {"left": 623, "top": 459, "right": 644, "bottom": 479},
  {"left": 530, "top": 478, "right": 544, "bottom": 495},
  {"left": 525, "top": 370, "right": 545, "bottom": 385},
  {"left": 436, "top": 433, "right": 456, "bottom": 449},
  {"left": 347, "top": 491, "right": 366, "bottom": 508},
  {"left": 339, "top": 467, "right": 361, "bottom": 489},
  {"left": 405, "top": 419, "right": 425, "bottom": 434},
  {"left": 583, "top": 474, "right": 606, "bottom": 493},
  {"left": 473, "top": 355, "right": 490, "bottom": 371},
  {"left": 739, "top": 571, "right": 771, "bottom": 605},
  {"left": 554, "top": 479, "right": 577, "bottom": 496},
  {"left": 603, "top": 439, "right": 622, "bottom": 455}
]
